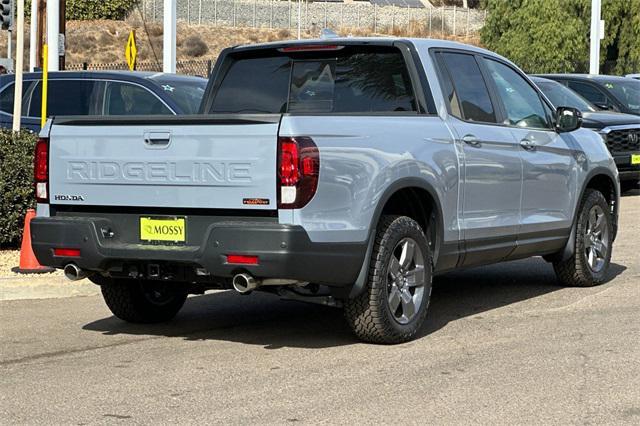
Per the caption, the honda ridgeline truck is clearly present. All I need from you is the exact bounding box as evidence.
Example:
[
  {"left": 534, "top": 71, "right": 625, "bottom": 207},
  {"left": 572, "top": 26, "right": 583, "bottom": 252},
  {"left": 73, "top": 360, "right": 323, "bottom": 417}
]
[{"left": 31, "top": 39, "right": 620, "bottom": 343}]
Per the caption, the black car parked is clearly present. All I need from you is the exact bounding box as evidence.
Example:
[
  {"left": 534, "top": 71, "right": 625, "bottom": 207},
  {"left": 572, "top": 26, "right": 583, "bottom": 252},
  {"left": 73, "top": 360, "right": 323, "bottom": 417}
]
[
  {"left": 531, "top": 76, "right": 639, "bottom": 190},
  {"left": 0, "top": 71, "right": 208, "bottom": 132},
  {"left": 537, "top": 74, "right": 640, "bottom": 116}
]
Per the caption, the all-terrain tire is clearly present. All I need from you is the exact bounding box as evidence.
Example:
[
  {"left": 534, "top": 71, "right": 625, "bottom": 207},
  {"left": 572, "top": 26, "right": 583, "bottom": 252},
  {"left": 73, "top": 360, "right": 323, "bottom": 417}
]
[
  {"left": 344, "top": 215, "right": 433, "bottom": 344},
  {"left": 553, "top": 189, "right": 613, "bottom": 287},
  {"left": 101, "top": 279, "right": 187, "bottom": 323}
]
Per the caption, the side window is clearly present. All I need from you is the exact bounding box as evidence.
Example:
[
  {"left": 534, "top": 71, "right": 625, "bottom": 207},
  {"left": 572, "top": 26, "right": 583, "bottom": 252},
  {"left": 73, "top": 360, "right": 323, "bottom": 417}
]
[
  {"left": 105, "top": 82, "right": 172, "bottom": 115},
  {"left": 483, "top": 59, "right": 551, "bottom": 129},
  {"left": 28, "top": 80, "right": 100, "bottom": 117},
  {"left": 0, "top": 83, "right": 15, "bottom": 114},
  {"left": 439, "top": 52, "right": 497, "bottom": 123},
  {"left": 1, "top": 82, "right": 36, "bottom": 116},
  {"left": 567, "top": 81, "right": 614, "bottom": 109}
]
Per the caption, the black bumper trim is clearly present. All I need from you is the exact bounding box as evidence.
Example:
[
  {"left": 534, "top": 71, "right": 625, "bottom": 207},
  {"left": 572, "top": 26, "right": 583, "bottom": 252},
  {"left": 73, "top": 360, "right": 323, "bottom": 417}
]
[{"left": 31, "top": 216, "right": 366, "bottom": 286}]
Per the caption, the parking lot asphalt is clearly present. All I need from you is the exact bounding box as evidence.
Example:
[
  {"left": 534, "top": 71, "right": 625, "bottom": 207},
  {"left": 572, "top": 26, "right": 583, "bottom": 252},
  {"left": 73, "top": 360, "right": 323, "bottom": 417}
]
[{"left": 1, "top": 193, "right": 639, "bottom": 425}]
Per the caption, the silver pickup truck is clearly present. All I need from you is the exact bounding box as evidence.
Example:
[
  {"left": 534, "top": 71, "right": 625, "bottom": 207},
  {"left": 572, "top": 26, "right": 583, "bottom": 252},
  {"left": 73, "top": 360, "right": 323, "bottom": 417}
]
[{"left": 31, "top": 38, "right": 620, "bottom": 343}]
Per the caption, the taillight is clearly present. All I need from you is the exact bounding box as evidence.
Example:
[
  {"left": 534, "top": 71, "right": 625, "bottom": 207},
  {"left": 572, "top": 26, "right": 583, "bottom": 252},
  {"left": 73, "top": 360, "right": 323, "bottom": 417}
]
[
  {"left": 277, "top": 137, "right": 319, "bottom": 209},
  {"left": 34, "top": 137, "right": 49, "bottom": 203},
  {"left": 53, "top": 248, "right": 81, "bottom": 257}
]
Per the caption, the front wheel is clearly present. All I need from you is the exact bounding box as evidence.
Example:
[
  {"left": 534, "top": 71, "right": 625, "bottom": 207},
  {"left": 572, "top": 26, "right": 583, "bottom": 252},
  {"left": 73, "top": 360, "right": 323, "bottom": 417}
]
[
  {"left": 101, "top": 279, "right": 187, "bottom": 323},
  {"left": 553, "top": 189, "right": 613, "bottom": 287},
  {"left": 344, "top": 215, "right": 433, "bottom": 344}
]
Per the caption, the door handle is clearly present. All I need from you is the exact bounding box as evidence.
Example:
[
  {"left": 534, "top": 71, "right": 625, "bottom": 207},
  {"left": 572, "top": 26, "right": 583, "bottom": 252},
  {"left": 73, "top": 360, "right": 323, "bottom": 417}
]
[
  {"left": 520, "top": 139, "right": 536, "bottom": 151},
  {"left": 462, "top": 134, "right": 481, "bottom": 147},
  {"left": 144, "top": 131, "right": 171, "bottom": 147}
]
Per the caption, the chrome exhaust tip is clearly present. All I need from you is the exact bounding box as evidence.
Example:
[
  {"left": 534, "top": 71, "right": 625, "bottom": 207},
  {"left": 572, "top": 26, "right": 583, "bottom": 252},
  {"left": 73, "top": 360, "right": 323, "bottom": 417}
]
[
  {"left": 232, "top": 273, "right": 258, "bottom": 294},
  {"left": 63, "top": 264, "right": 88, "bottom": 281}
]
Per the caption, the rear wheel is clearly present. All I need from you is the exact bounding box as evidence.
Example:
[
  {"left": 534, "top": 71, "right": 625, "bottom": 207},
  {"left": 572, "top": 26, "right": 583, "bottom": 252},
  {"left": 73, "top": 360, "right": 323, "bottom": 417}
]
[
  {"left": 553, "top": 189, "right": 613, "bottom": 287},
  {"left": 100, "top": 279, "right": 187, "bottom": 323},
  {"left": 344, "top": 215, "right": 432, "bottom": 344}
]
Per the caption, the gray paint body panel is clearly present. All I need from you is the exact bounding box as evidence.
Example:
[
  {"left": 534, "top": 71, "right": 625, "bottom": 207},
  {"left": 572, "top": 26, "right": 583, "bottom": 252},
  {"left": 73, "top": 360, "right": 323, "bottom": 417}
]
[
  {"left": 49, "top": 122, "right": 278, "bottom": 209},
  {"left": 42, "top": 37, "right": 619, "bottom": 276}
]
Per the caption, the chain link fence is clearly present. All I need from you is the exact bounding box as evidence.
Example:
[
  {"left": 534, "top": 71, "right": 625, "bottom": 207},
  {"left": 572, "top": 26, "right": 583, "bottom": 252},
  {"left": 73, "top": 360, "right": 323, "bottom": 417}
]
[
  {"left": 66, "top": 59, "right": 214, "bottom": 77},
  {"left": 138, "top": 0, "right": 487, "bottom": 37}
]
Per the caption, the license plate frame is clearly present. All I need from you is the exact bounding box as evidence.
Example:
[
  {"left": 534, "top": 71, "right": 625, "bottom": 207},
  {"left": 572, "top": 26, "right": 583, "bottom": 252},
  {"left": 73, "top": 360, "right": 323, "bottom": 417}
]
[{"left": 140, "top": 216, "right": 186, "bottom": 244}]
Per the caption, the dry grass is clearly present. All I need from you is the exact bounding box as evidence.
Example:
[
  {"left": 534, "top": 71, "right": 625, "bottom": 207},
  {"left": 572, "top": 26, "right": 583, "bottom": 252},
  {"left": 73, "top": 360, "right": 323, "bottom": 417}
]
[{"left": 0, "top": 18, "right": 481, "bottom": 67}]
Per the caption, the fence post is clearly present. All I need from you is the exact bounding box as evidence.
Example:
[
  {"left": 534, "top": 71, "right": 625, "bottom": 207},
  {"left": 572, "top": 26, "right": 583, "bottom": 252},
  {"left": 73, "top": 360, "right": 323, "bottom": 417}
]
[
  {"left": 392, "top": 7, "right": 396, "bottom": 32},
  {"left": 441, "top": 7, "right": 444, "bottom": 34},
  {"left": 429, "top": 7, "right": 432, "bottom": 36},
  {"left": 289, "top": 0, "right": 292, "bottom": 29},
  {"left": 324, "top": 1, "right": 327, "bottom": 28},
  {"left": 153, "top": 0, "right": 156, "bottom": 20},
  {"left": 453, "top": 6, "right": 456, "bottom": 36},
  {"left": 373, "top": 3, "right": 377, "bottom": 33},
  {"left": 83, "top": 62, "right": 88, "bottom": 70},
  {"left": 199, "top": 0, "right": 202, "bottom": 25},
  {"left": 207, "top": 59, "right": 212, "bottom": 76},
  {"left": 466, "top": 8, "right": 470, "bottom": 38},
  {"left": 187, "top": 0, "right": 190, "bottom": 24},
  {"left": 305, "top": 0, "right": 308, "bottom": 32},
  {"left": 270, "top": 0, "right": 273, "bottom": 28},
  {"left": 253, "top": 0, "right": 257, "bottom": 27},
  {"left": 234, "top": 1, "right": 237, "bottom": 27}
]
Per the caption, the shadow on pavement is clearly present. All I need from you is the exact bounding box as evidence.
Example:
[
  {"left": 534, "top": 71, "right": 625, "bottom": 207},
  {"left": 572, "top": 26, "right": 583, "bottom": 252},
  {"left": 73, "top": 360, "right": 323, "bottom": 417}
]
[{"left": 83, "top": 258, "right": 626, "bottom": 349}]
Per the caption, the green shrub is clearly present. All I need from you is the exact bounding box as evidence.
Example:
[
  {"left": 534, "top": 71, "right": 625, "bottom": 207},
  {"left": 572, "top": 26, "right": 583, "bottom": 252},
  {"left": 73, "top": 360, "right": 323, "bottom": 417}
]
[
  {"left": 0, "top": 130, "right": 37, "bottom": 248},
  {"left": 25, "top": 0, "right": 139, "bottom": 21}
]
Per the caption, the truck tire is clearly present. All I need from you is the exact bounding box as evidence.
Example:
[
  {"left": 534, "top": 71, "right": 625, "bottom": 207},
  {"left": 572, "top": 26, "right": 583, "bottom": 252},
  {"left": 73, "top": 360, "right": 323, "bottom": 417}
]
[
  {"left": 100, "top": 279, "right": 187, "bottom": 323},
  {"left": 553, "top": 189, "right": 613, "bottom": 287},
  {"left": 344, "top": 215, "right": 433, "bottom": 344}
]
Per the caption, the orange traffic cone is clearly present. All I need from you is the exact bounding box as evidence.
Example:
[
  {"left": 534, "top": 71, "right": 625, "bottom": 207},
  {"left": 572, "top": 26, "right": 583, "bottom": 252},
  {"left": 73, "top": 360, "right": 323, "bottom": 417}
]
[{"left": 11, "top": 209, "right": 55, "bottom": 274}]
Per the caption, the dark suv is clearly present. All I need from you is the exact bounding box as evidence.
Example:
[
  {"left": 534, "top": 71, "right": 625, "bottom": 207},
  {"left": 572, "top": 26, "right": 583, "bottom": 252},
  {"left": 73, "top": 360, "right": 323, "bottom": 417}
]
[
  {"left": 0, "top": 71, "right": 208, "bottom": 132},
  {"left": 538, "top": 74, "right": 640, "bottom": 116},
  {"left": 531, "top": 76, "right": 639, "bottom": 190}
]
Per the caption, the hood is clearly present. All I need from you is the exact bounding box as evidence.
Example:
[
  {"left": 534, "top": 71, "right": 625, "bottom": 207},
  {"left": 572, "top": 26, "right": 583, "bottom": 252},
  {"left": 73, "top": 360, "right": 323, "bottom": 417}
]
[{"left": 581, "top": 111, "right": 640, "bottom": 129}]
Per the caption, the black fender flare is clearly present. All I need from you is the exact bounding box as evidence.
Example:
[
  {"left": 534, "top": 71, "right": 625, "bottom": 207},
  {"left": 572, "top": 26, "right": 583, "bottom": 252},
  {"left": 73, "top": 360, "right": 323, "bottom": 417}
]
[
  {"left": 348, "top": 177, "right": 447, "bottom": 298},
  {"left": 550, "top": 166, "right": 619, "bottom": 263}
]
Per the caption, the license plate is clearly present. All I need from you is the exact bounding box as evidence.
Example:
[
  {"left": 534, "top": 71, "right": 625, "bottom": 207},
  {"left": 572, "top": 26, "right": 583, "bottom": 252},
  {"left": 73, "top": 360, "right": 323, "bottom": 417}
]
[
  {"left": 140, "top": 217, "right": 186, "bottom": 243},
  {"left": 632, "top": 154, "right": 640, "bottom": 165}
]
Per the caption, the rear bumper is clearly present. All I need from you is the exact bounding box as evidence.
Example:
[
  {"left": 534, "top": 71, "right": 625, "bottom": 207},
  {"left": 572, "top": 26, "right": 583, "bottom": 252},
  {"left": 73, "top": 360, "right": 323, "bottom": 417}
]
[{"left": 30, "top": 216, "right": 366, "bottom": 286}]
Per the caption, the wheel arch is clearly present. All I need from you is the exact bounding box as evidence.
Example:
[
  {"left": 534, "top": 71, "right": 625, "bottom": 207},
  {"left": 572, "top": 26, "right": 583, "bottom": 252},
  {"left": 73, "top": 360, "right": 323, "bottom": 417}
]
[
  {"left": 550, "top": 167, "right": 619, "bottom": 264},
  {"left": 348, "top": 178, "right": 447, "bottom": 298}
]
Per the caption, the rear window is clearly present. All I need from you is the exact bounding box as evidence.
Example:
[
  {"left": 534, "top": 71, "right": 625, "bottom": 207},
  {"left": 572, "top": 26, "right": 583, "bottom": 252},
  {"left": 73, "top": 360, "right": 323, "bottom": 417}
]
[{"left": 209, "top": 46, "right": 417, "bottom": 114}]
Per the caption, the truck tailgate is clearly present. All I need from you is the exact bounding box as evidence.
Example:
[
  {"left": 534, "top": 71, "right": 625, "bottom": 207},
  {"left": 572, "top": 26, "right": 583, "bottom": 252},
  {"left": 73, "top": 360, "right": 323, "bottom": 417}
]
[{"left": 48, "top": 116, "right": 280, "bottom": 210}]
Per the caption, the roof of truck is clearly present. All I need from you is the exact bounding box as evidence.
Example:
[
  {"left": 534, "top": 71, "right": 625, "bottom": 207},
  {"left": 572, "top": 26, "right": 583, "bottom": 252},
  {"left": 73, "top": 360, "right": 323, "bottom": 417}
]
[{"left": 233, "top": 36, "right": 496, "bottom": 56}]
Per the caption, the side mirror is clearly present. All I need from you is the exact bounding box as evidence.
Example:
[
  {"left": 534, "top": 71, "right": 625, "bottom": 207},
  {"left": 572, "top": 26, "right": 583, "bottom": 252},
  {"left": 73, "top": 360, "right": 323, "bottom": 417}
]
[
  {"left": 594, "top": 102, "right": 610, "bottom": 110},
  {"left": 555, "top": 106, "right": 582, "bottom": 133}
]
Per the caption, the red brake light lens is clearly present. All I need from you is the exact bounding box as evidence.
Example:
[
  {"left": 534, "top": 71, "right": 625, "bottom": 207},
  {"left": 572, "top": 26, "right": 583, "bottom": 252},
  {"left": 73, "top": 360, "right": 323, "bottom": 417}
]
[
  {"left": 278, "top": 137, "right": 319, "bottom": 209},
  {"left": 226, "top": 255, "right": 259, "bottom": 265},
  {"left": 34, "top": 138, "right": 49, "bottom": 202},
  {"left": 53, "top": 248, "right": 81, "bottom": 257}
]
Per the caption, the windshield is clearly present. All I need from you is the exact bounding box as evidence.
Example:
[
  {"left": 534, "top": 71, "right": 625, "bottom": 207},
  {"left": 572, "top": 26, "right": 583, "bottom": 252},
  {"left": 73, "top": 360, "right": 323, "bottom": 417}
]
[
  {"left": 534, "top": 79, "right": 596, "bottom": 112},
  {"left": 603, "top": 80, "right": 640, "bottom": 114},
  {"left": 150, "top": 77, "right": 208, "bottom": 114}
]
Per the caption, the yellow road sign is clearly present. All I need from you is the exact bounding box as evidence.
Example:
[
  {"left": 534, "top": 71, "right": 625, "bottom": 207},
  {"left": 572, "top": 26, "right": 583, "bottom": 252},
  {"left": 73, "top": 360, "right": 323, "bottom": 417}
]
[{"left": 125, "top": 30, "right": 137, "bottom": 71}]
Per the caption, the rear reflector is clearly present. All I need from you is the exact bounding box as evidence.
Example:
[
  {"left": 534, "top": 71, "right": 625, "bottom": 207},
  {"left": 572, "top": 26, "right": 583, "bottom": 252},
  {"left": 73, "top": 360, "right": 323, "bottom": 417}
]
[
  {"left": 226, "top": 255, "right": 259, "bottom": 265},
  {"left": 53, "top": 248, "right": 81, "bottom": 257}
]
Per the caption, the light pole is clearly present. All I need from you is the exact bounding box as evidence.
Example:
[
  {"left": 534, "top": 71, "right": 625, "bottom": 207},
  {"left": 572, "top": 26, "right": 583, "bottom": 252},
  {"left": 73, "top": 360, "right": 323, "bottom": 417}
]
[
  {"left": 163, "top": 0, "right": 176, "bottom": 73},
  {"left": 589, "top": 0, "right": 604, "bottom": 74}
]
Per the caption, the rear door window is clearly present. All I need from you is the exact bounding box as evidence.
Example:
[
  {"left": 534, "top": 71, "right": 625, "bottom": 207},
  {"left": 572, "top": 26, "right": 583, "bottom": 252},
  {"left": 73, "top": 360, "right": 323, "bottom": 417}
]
[
  {"left": 209, "top": 46, "right": 417, "bottom": 114},
  {"left": 104, "top": 82, "right": 173, "bottom": 115},
  {"left": 28, "top": 79, "right": 102, "bottom": 117},
  {"left": 437, "top": 52, "right": 497, "bottom": 123}
]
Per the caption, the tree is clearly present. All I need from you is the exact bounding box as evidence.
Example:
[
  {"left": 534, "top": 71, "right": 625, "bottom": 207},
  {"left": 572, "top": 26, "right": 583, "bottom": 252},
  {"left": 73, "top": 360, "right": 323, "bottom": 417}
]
[{"left": 480, "top": 0, "right": 640, "bottom": 74}]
